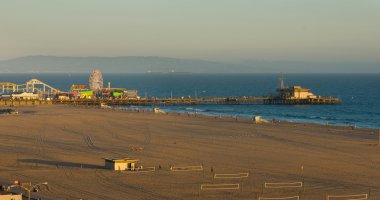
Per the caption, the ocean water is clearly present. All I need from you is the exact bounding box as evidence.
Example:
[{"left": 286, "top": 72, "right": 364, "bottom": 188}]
[{"left": 1, "top": 73, "right": 379, "bottom": 128}]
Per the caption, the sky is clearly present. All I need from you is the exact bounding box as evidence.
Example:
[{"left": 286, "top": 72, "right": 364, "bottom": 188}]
[{"left": 1, "top": 0, "right": 380, "bottom": 64}]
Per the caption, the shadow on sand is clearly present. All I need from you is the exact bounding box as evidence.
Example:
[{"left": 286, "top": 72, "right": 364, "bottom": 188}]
[{"left": 18, "top": 159, "right": 104, "bottom": 169}]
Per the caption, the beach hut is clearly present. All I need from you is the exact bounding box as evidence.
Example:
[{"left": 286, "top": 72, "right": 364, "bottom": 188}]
[
  {"left": 11, "top": 92, "right": 39, "bottom": 100},
  {"left": 103, "top": 158, "right": 139, "bottom": 171}
]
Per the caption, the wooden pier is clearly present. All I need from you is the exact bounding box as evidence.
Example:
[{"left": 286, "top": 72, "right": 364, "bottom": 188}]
[
  {"left": 263, "top": 97, "right": 340, "bottom": 105},
  {"left": 0, "top": 96, "right": 340, "bottom": 107},
  {"left": 54, "top": 97, "right": 270, "bottom": 106},
  {"left": 54, "top": 96, "right": 340, "bottom": 106},
  {"left": 0, "top": 77, "right": 341, "bottom": 107},
  {"left": 0, "top": 97, "right": 340, "bottom": 107},
  {"left": 0, "top": 99, "right": 53, "bottom": 106}
]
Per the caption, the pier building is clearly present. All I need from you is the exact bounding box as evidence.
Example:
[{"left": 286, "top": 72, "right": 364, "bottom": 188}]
[
  {"left": 260, "top": 77, "right": 340, "bottom": 105},
  {"left": 277, "top": 86, "right": 317, "bottom": 99},
  {"left": 11, "top": 92, "right": 39, "bottom": 100},
  {"left": 70, "top": 85, "right": 92, "bottom": 99}
]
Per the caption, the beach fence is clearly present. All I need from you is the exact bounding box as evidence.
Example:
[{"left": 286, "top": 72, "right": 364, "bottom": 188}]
[
  {"left": 199, "top": 183, "right": 241, "bottom": 198},
  {"left": 261, "top": 181, "right": 303, "bottom": 198},
  {"left": 214, "top": 172, "right": 249, "bottom": 179},
  {"left": 170, "top": 165, "right": 203, "bottom": 172},
  {"left": 128, "top": 166, "right": 156, "bottom": 173},
  {"left": 326, "top": 193, "right": 368, "bottom": 200},
  {"left": 258, "top": 195, "right": 300, "bottom": 200},
  {"left": 200, "top": 183, "right": 240, "bottom": 191},
  {"left": 264, "top": 182, "right": 303, "bottom": 189}
]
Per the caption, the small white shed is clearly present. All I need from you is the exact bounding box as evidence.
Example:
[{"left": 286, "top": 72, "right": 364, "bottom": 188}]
[{"left": 103, "top": 158, "right": 139, "bottom": 171}]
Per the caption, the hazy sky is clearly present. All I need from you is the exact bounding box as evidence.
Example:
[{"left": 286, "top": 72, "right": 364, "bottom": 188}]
[{"left": 1, "top": 0, "right": 379, "bottom": 62}]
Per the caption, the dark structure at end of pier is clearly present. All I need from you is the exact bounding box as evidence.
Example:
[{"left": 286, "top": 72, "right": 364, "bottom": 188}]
[{"left": 264, "top": 85, "right": 340, "bottom": 105}]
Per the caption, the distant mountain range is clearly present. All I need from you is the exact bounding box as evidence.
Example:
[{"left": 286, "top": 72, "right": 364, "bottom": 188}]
[
  {"left": 0, "top": 55, "right": 378, "bottom": 73},
  {"left": 0, "top": 56, "right": 238, "bottom": 73}
]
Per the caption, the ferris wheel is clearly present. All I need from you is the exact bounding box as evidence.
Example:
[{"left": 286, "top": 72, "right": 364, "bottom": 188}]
[{"left": 89, "top": 69, "right": 104, "bottom": 90}]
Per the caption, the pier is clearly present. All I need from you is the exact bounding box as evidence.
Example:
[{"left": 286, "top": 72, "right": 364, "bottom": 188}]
[
  {"left": 263, "top": 97, "right": 340, "bottom": 105},
  {"left": 64, "top": 96, "right": 339, "bottom": 106},
  {"left": 0, "top": 96, "right": 340, "bottom": 107},
  {"left": 56, "top": 97, "right": 271, "bottom": 106},
  {"left": 0, "top": 74, "right": 341, "bottom": 107}
]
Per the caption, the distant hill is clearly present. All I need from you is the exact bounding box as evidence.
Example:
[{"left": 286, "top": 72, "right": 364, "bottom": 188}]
[
  {"left": 0, "top": 56, "right": 242, "bottom": 73},
  {"left": 0, "top": 56, "right": 378, "bottom": 73}
]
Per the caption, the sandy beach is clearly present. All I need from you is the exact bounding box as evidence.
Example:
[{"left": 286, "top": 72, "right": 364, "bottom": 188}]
[{"left": 0, "top": 105, "right": 379, "bottom": 199}]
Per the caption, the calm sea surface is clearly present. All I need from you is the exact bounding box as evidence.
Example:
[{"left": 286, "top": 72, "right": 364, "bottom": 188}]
[{"left": 1, "top": 73, "right": 379, "bottom": 128}]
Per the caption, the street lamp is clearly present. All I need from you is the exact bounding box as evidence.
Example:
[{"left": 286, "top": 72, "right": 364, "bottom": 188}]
[{"left": 7, "top": 180, "right": 49, "bottom": 200}]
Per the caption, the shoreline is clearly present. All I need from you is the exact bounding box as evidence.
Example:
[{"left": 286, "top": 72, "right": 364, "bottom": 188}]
[
  {"left": 5, "top": 103, "right": 378, "bottom": 136},
  {"left": 1, "top": 99, "right": 378, "bottom": 129},
  {"left": 4, "top": 103, "right": 378, "bottom": 131},
  {"left": 112, "top": 105, "right": 379, "bottom": 131}
]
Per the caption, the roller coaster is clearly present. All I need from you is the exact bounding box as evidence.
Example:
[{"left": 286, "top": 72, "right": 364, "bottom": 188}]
[{"left": 0, "top": 79, "right": 62, "bottom": 95}]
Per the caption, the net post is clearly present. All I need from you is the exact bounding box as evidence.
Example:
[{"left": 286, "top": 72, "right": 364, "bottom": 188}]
[
  {"left": 368, "top": 188, "right": 371, "bottom": 199},
  {"left": 202, "top": 162, "right": 204, "bottom": 178},
  {"left": 197, "top": 184, "right": 200, "bottom": 198},
  {"left": 240, "top": 179, "right": 243, "bottom": 192},
  {"left": 301, "top": 165, "right": 305, "bottom": 192}
]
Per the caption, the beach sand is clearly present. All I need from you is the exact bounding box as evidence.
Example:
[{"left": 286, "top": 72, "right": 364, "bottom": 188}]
[{"left": 0, "top": 105, "right": 379, "bottom": 199}]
